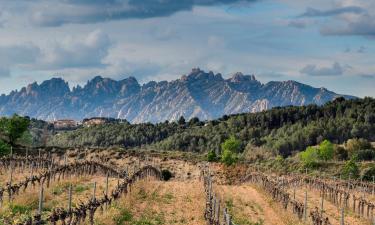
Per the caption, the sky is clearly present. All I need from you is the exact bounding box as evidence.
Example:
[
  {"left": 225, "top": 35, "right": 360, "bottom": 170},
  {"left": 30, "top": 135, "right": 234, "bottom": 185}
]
[{"left": 0, "top": 0, "right": 374, "bottom": 97}]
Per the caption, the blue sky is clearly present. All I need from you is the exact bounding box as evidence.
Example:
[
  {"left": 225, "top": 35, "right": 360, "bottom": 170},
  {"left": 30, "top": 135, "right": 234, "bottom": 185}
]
[{"left": 0, "top": 0, "right": 374, "bottom": 97}]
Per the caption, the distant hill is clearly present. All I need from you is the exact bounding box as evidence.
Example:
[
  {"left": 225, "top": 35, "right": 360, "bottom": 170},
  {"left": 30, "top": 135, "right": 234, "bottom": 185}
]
[
  {"left": 46, "top": 98, "right": 375, "bottom": 157},
  {"left": 0, "top": 68, "right": 354, "bottom": 123}
]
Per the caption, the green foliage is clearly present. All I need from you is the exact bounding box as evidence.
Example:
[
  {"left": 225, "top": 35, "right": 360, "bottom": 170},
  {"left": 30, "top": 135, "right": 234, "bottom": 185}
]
[
  {"left": 342, "top": 157, "right": 360, "bottom": 179},
  {"left": 178, "top": 116, "right": 186, "bottom": 125},
  {"left": 10, "top": 204, "right": 32, "bottom": 215},
  {"left": 0, "top": 140, "right": 10, "bottom": 156},
  {"left": 115, "top": 208, "right": 133, "bottom": 225},
  {"left": 221, "top": 136, "right": 241, "bottom": 153},
  {"left": 0, "top": 114, "right": 30, "bottom": 146},
  {"left": 318, "top": 140, "right": 334, "bottom": 161},
  {"left": 220, "top": 136, "right": 239, "bottom": 166},
  {"left": 46, "top": 98, "right": 375, "bottom": 155},
  {"left": 300, "top": 146, "right": 319, "bottom": 168},
  {"left": 207, "top": 150, "right": 217, "bottom": 162},
  {"left": 221, "top": 148, "right": 236, "bottom": 166}
]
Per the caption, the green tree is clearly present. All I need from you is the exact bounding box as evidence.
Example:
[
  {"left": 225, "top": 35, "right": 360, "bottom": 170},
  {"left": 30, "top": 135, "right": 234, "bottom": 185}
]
[
  {"left": 178, "top": 116, "right": 186, "bottom": 125},
  {"left": 0, "top": 115, "right": 30, "bottom": 147},
  {"left": 300, "top": 146, "right": 319, "bottom": 168},
  {"left": 220, "top": 136, "right": 240, "bottom": 166},
  {"left": 318, "top": 140, "right": 334, "bottom": 161},
  {"left": 342, "top": 156, "right": 360, "bottom": 179},
  {"left": 221, "top": 148, "right": 236, "bottom": 166},
  {"left": 221, "top": 136, "right": 241, "bottom": 153},
  {"left": 0, "top": 140, "right": 10, "bottom": 156}
]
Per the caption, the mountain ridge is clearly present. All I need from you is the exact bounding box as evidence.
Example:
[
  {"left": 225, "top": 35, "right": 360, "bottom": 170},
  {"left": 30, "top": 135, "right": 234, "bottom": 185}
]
[{"left": 0, "top": 68, "right": 355, "bottom": 123}]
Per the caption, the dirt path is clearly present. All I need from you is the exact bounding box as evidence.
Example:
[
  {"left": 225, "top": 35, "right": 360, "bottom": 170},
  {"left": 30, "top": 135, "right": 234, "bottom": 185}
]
[
  {"left": 214, "top": 184, "right": 302, "bottom": 225},
  {"left": 95, "top": 179, "right": 206, "bottom": 225}
]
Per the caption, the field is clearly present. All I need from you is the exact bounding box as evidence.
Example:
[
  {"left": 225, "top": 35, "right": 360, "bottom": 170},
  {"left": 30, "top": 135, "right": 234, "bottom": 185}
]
[{"left": 1, "top": 150, "right": 375, "bottom": 225}]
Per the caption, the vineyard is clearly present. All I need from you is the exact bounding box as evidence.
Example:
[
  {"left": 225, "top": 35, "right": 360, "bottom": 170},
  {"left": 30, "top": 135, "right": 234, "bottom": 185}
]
[{"left": 0, "top": 149, "right": 374, "bottom": 225}]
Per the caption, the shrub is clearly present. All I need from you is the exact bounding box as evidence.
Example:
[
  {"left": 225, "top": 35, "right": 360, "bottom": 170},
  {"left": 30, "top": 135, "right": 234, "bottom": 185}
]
[
  {"left": 346, "top": 138, "right": 372, "bottom": 157},
  {"left": 221, "top": 148, "right": 237, "bottom": 166},
  {"left": 333, "top": 145, "right": 348, "bottom": 161},
  {"left": 221, "top": 136, "right": 241, "bottom": 153},
  {"left": 300, "top": 146, "right": 319, "bottom": 168},
  {"left": 220, "top": 136, "right": 240, "bottom": 166},
  {"left": 318, "top": 140, "right": 334, "bottom": 161},
  {"left": 342, "top": 157, "right": 360, "bottom": 179},
  {"left": 361, "top": 166, "right": 375, "bottom": 181},
  {"left": 207, "top": 150, "right": 217, "bottom": 162},
  {"left": 356, "top": 149, "right": 375, "bottom": 161},
  {"left": 0, "top": 140, "right": 10, "bottom": 156}
]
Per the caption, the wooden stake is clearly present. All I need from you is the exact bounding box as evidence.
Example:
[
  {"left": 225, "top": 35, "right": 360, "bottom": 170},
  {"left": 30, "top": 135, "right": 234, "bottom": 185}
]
[
  {"left": 38, "top": 185, "right": 44, "bottom": 215},
  {"left": 105, "top": 173, "right": 109, "bottom": 197},
  {"left": 68, "top": 184, "right": 72, "bottom": 212},
  {"left": 340, "top": 207, "right": 345, "bottom": 225},
  {"left": 304, "top": 191, "right": 308, "bottom": 221},
  {"left": 92, "top": 182, "right": 97, "bottom": 200},
  {"left": 9, "top": 165, "right": 13, "bottom": 202},
  {"left": 321, "top": 194, "right": 324, "bottom": 217}
]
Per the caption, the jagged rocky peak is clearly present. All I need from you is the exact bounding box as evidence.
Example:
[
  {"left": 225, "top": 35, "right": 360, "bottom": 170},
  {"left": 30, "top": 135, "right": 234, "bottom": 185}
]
[
  {"left": 21, "top": 78, "right": 69, "bottom": 98},
  {"left": 119, "top": 76, "right": 141, "bottom": 97},
  {"left": 229, "top": 72, "right": 257, "bottom": 82},
  {"left": 182, "top": 68, "right": 223, "bottom": 82},
  {"left": 0, "top": 69, "right": 355, "bottom": 122},
  {"left": 40, "top": 78, "right": 70, "bottom": 96}
]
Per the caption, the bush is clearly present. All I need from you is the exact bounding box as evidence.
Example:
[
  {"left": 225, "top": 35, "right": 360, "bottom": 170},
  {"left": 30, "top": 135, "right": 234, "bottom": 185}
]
[
  {"left": 318, "top": 140, "right": 334, "bottom": 161},
  {"left": 221, "top": 136, "right": 241, "bottom": 153},
  {"left": 221, "top": 148, "right": 237, "bottom": 166},
  {"left": 346, "top": 138, "right": 372, "bottom": 157},
  {"left": 207, "top": 150, "right": 217, "bottom": 162},
  {"left": 342, "top": 157, "right": 360, "bottom": 179},
  {"left": 220, "top": 136, "right": 240, "bottom": 166},
  {"left": 333, "top": 145, "right": 348, "bottom": 161},
  {"left": 300, "top": 146, "right": 319, "bottom": 168},
  {"left": 361, "top": 166, "right": 375, "bottom": 181},
  {"left": 0, "top": 140, "right": 10, "bottom": 156},
  {"left": 356, "top": 149, "right": 375, "bottom": 161}
]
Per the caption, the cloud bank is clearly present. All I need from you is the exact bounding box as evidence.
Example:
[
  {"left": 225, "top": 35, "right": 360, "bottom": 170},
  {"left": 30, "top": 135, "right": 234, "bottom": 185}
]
[
  {"left": 300, "top": 62, "right": 344, "bottom": 76},
  {"left": 27, "top": 0, "right": 258, "bottom": 26}
]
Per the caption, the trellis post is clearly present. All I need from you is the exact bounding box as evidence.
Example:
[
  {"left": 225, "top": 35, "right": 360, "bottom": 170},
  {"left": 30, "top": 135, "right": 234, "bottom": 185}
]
[
  {"left": 304, "top": 191, "right": 308, "bottom": 221},
  {"left": 9, "top": 165, "right": 13, "bottom": 202},
  {"left": 321, "top": 194, "right": 324, "bottom": 217},
  {"left": 93, "top": 182, "right": 97, "bottom": 200},
  {"left": 105, "top": 173, "right": 109, "bottom": 197},
  {"left": 68, "top": 183, "right": 73, "bottom": 212},
  {"left": 340, "top": 207, "right": 345, "bottom": 225},
  {"left": 38, "top": 185, "right": 44, "bottom": 215}
]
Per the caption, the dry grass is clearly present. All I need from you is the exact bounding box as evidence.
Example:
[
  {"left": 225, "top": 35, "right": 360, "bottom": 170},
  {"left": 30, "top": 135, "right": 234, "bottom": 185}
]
[
  {"left": 93, "top": 179, "right": 206, "bottom": 225},
  {"left": 214, "top": 184, "right": 304, "bottom": 225},
  {"left": 287, "top": 185, "right": 372, "bottom": 225}
]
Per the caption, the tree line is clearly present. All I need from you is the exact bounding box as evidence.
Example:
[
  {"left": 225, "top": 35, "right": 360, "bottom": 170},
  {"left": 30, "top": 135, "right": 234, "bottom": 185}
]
[{"left": 13, "top": 97, "right": 375, "bottom": 157}]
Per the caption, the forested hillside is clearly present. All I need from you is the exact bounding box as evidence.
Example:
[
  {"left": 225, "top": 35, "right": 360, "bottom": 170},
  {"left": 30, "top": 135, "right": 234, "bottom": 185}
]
[{"left": 47, "top": 97, "right": 375, "bottom": 156}]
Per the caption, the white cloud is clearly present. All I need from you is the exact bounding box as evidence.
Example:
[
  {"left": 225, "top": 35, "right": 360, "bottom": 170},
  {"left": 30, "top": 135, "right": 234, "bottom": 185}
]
[
  {"left": 38, "top": 29, "right": 111, "bottom": 69},
  {"left": 300, "top": 62, "right": 344, "bottom": 76}
]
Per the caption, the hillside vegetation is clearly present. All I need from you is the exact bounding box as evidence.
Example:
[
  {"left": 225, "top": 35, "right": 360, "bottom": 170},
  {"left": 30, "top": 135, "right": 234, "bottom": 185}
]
[{"left": 46, "top": 97, "right": 375, "bottom": 157}]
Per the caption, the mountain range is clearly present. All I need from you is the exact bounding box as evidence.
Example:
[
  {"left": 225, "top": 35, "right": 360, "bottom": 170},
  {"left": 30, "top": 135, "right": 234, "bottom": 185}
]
[{"left": 0, "top": 68, "right": 354, "bottom": 123}]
